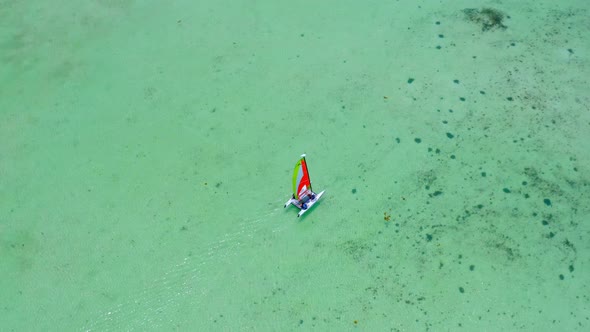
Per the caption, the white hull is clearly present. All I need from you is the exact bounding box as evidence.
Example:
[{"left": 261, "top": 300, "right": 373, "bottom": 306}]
[{"left": 284, "top": 190, "right": 325, "bottom": 217}]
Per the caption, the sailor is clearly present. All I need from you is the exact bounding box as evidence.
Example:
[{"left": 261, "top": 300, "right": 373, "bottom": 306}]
[{"left": 299, "top": 191, "right": 316, "bottom": 209}]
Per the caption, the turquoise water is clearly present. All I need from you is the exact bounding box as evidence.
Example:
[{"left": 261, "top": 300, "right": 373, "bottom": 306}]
[{"left": 1, "top": 0, "right": 589, "bottom": 330}]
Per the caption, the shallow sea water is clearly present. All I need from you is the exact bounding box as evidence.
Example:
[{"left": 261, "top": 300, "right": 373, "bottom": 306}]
[{"left": 1, "top": 0, "right": 589, "bottom": 331}]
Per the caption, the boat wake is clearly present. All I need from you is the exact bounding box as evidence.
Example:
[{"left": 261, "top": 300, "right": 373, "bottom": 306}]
[{"left": 82, "top": 204, "right": 286, "bottom": 331}]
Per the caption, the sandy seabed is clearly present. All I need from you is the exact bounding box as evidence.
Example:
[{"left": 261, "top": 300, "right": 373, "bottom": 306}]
[{"left": 1, "top": 1, "right": 589, "bottom": 331}]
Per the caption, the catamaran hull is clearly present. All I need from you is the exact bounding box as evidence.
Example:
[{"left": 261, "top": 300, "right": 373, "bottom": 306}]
[{"left": 284, "top": 190, "right": 325, "bottom": 217}]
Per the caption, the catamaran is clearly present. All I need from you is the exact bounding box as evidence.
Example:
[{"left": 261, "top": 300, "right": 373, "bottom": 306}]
[{"left": 284, "top": 154, "right": 325, "bottom": 217}]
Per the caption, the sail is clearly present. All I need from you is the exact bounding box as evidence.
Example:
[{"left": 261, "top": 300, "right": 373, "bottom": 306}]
[{"left": 292, "top": 155, "right": 312, "bottom": 200}]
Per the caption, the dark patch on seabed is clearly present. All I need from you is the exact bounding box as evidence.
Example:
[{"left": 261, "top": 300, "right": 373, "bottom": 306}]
[{"left": 463, "top": 7, "right": 509, "bottom": 31}]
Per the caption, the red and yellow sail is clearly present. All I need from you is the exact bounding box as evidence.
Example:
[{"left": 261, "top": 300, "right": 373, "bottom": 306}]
[{"left": 292, "top": 155, "right": 312, "bottom": 200}]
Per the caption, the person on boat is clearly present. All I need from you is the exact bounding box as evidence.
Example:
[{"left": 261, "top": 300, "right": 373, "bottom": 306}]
[{"left": 298, "top": 191, "right": 316, "bottom": 208}]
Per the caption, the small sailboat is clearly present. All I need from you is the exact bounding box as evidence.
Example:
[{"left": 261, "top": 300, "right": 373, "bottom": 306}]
[{"left": 284, "top": 154, "right": 325, "bottom": 217}]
